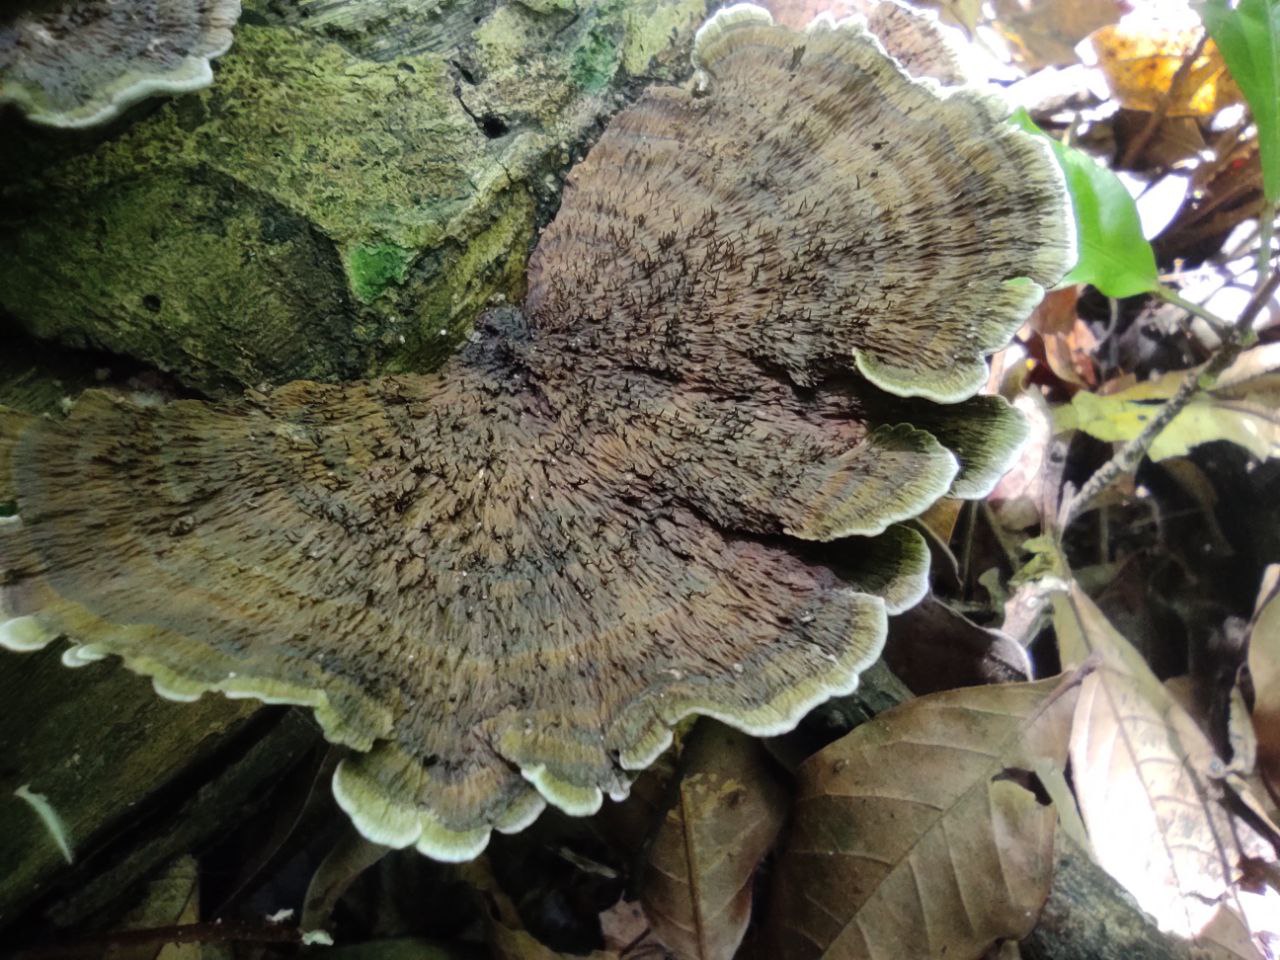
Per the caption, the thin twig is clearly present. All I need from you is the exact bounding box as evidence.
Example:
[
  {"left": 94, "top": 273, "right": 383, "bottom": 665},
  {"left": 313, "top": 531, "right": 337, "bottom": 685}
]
[
  {"left": 1118, "top": 33, "right": 1208, "bottom": 170},
  {"left": 1258, "top": 200, "right": 1276, "bottom": 288},
  {"left": 1059, "top": 268, "right": 1280, "bottom": 532},
  {"left": 1154, "top": 285, "right": 1232, "bottom": 333}
]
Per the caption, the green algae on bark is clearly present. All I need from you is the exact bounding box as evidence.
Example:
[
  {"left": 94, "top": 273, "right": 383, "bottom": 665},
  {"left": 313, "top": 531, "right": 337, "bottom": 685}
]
[{"left": 0, "top": 0, "right": 706, "bottom": 394}]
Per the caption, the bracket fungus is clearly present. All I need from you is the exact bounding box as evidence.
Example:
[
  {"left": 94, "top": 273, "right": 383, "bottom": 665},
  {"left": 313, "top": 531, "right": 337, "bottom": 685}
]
[
  {"left": 0, "top": 0, "right": 241, "bottom": 128},
  {"left": 0, "top": 4, "right": 1074, "bottom": 860},
  {"left": 767, "top": 0, "right": 975, "bottom": 85}
]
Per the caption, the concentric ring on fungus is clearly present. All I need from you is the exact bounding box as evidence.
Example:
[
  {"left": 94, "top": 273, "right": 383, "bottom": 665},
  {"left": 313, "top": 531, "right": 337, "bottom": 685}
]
[{"left": 0, "top": 3, "right": 1074, "bottom": 860}]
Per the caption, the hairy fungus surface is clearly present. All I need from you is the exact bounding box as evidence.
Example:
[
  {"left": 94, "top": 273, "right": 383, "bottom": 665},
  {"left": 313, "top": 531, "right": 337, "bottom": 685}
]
[
  {"left": 0, "top": 0, "right": 241, "bottom": 128},
  {"left": 0, "top": 5, "right": 1073, "bottom": 859},
  {"left": 767, "top": 0, "right": 973, "bottom": 85}
]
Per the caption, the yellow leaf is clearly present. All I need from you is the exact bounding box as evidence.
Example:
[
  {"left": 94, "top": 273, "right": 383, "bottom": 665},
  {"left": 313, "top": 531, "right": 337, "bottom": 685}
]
[
  {"left": 1091, "top": 20, "right": 1242, "bottom": 117},
  {"left": 1054, "top": 344, "right": 1280, "bottom": 461}
]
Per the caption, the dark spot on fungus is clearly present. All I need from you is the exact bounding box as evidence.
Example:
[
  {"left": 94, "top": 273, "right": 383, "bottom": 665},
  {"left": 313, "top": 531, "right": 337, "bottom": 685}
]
[{"left": 142, "top": 294, "right": 163, "bottom": 313}]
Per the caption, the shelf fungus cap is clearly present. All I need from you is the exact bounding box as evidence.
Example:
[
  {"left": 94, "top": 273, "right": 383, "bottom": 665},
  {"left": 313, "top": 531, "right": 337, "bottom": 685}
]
[
  {"left": 550, "top": 2, "right": 1075, "bottom": 404},
  {"left": 1, "top": 4, "right": 1072, "bottom": 860},
  {"left": 0, "top": 0, "right": 242, "bottom": 128},
  {"left": 763, "top": 0, "right": 977, "bottom": 85}
]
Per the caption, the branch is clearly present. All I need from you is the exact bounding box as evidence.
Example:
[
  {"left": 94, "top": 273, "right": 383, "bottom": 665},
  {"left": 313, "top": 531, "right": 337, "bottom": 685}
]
[
  {"left": 1118, "top": 33, "right": 1207, "bottom": 170},
  {"left": 1059, "top": 267, "right": 1280, "bottom": 532}
]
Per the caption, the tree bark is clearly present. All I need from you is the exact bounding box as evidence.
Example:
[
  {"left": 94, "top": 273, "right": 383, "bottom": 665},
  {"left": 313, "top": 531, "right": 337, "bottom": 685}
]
[{"left": 0, "top": 0, "right": 707, "bottom": 395}]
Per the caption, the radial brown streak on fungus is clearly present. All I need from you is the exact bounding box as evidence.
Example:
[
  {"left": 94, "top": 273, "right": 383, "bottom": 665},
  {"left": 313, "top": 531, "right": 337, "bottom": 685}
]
[
  {"left": 858, "top": 0, "right": 973, "bottom": 85},
  {"left": 527, "top": 5, "right": 1073, "bottom": 403},
  {"left": 767, "top": 0, "right": 974, "bottom": 84},
  {"left": 0, "top": 4, "right": 1073, "bottom": 860},
  {"left": 0, "top": 0, "right": 242, "bottom": 128}
]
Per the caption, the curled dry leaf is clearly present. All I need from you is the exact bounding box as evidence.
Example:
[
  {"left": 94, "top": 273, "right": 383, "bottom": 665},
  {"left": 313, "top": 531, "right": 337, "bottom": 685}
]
[
  {"left": 1052, "top": 582, "right": 1278, "bottom": 938},
  {"left": 638, "top": 721, "right": 788, "bottom": 960},
  {"left": 765, "top": 674, "right": 1082, "bottom": 960},
  {"left": 884, "top": 593, "right": 1032, "bottom": 695},
  {"left": 1026, "top": 285, "right": 1098, "bottom": 390}
]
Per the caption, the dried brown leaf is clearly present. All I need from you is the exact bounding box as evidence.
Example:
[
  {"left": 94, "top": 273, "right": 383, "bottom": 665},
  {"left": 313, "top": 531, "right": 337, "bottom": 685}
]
[
  {"left": 884, "top": 593, "right": 1031, "bottom": 694},
  {"left": 1250, "top": 566, "right": 1280, "bottom": 809},
  {"left": 110, "top": 856, "right": 202, "bottom": 960},
  {"left": 1025, "top": 286, "right": 1098, "bottom": 389},
  {"left": 599, "top": 899, "right": 651, "bottom": 955},
  {"left": 1027, "top": 285, "right": 1080, "bottom": 338},
  {"left": 1198, "top": 901, "right": 1274, "bottom": 960},
  {"left": 639, "top": 721, "right": 788, "bottom": 960},
  {"left": 301, "top": 829, "right": 391, "bottom": 933},
  {"left": 765, "top": 674, "right": 1081, "bottom": 960},
  {"left": 1043, "top": 320, "right": 1099, "bottom": 389},
  {"left": 467, "top": 859, "right": 619, "bottom": 960},
  {"left": 1053, "top": 583, "right": 1276, "bottom": 937},
  {"left": 988, "top": 388, "right": 1055, "bottom": 532},
  {"left": 491, "top": 924, "right": 618, "bottom": 960}
]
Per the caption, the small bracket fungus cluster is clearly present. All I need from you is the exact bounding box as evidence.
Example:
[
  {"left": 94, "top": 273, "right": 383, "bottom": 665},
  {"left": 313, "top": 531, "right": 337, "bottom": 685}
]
[
  {"left": 0, "top": 0, "right": 241, "bottom": 128},
  {"left": 0, "top": 4, "right": 1074, "bottom": 860}
]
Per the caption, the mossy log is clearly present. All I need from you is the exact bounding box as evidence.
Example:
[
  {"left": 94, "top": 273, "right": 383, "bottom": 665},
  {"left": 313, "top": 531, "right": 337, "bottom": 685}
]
[
  {"left": 0, "top": 644, "right": 259, "bottom": 926},
  {"left": 0, "top": 0, "right": 707, "bottom": 394}
]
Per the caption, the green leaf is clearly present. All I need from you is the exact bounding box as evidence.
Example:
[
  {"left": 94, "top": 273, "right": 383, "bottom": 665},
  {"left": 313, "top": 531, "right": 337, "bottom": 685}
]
[
  {"left": 1012, "top": 109, "right": 1160, "bottom": 298},
  {"left": 1198, "top": 0, "right": 1280, "bottom": 202}
]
